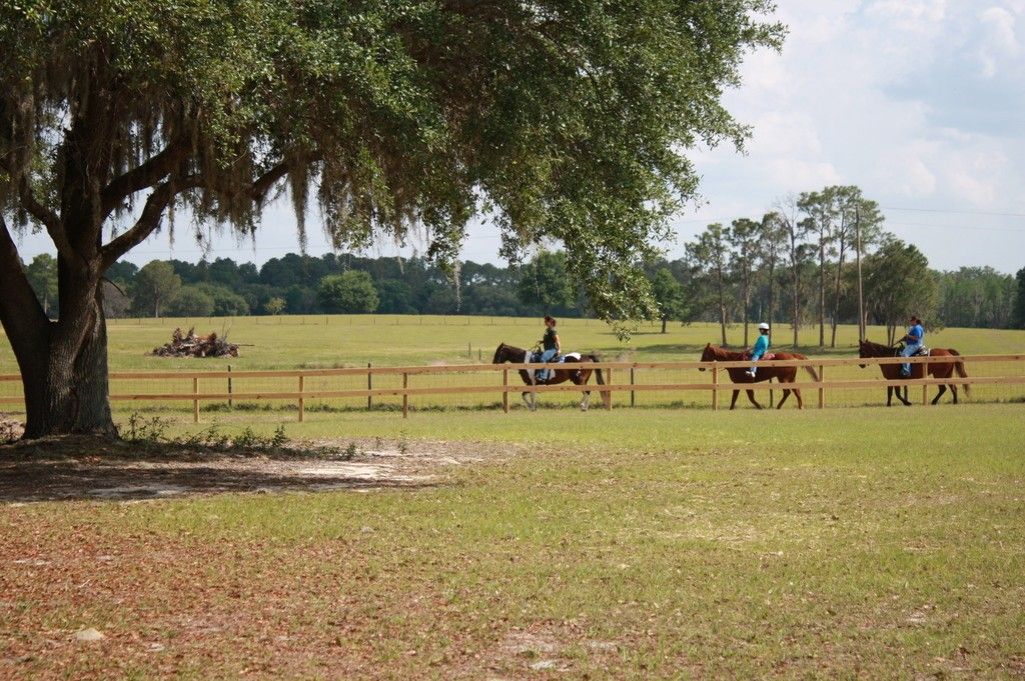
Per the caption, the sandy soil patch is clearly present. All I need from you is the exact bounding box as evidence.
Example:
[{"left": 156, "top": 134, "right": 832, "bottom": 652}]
[{"left": 0, "top": 436, "right": 503, "bottom": 503}]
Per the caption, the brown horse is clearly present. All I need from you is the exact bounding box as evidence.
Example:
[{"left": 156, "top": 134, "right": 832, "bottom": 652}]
[
  {"left": 492, "top": 343, "right": 606, "bottom": 411},
  {"left": 699, "top": 343, "right": 819, "bottom": 409},
  {"left": 857, "top": 339, "right": 969, "bottom": 406}
]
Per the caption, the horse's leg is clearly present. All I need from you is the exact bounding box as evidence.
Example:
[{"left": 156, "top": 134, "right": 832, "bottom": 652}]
[
  {"left": 571, "top": 368, "right": 592, "bottom": 411},
  {"left": 729, "top": 389, "right": 740, "bottom": 410},
  {"left": 777, "top": 388, "right": 790, "bottom": 408},
  {"left": 746, "top": 390, "right": 762, "bottom": 409},
  {"left": 932, "top": 384, "right": 946, "bottom": 406},
  {"left": 886, "top": 386, "right": 893, "bottom": 406},
  {"left": 950, "top": 383, "right": 958, "bottom": 404},
  {"left": 521, "top": 391, "right": 537, "bottom": 411}
]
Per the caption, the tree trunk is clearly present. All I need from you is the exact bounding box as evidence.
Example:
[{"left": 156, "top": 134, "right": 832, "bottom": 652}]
[
  {"left": 21, "top": 306, "right": 117, "bottom": 438},
  {"left": 741, "top": 274, "right": 749, "bottom": 347},
  {"left": 661, "top": 316, "right": 667, "bottom": 334},
  {"left": 0, "top": 229, "right": 118, "bottom": 439},
  {"left": 818, "top": 244, "right": 826, "bottom": 346},
  {"left": 719, "top": 301, "right": 727, "bottom": 345},
  {"left": 792, "top": 270, "right": 799, "bottom": 348},
  {"left": 829, "top": 253, "right": 845, "bottom": 348}
]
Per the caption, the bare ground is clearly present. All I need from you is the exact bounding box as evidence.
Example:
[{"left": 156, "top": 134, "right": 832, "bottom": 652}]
[{"left": 0, "top": 436, "right": 501, "bottom": 503}]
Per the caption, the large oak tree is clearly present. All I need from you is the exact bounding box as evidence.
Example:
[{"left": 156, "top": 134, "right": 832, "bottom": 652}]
[{"left": 0, "top": 0, "right": 781, "bottom": 438}]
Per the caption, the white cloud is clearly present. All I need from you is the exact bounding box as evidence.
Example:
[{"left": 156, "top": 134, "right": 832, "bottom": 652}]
[
  {"left": 978, "top": 6, "right": 1019, "bottom": 77},
  {"left": 677, "top": 0, "right": 1025, "bottom": 272},
  {"left": 865, "top": 0, "right": 947, "bottom": 31}
]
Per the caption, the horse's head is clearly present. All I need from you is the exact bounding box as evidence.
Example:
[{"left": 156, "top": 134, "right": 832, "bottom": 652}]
[
  {"left": 698, "top": 343, "right": 715, "bottom": 370},
  {"left": 491, "top": 343, "right": 507, "bottom": 364},
  {"left": 857, "top": 339, "right": 869, "bottom": 368}
]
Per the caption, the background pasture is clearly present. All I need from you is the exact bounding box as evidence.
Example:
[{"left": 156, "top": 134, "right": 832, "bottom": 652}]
[{"left": 3, "top": 316, "right": 1023, "bottom": 420}]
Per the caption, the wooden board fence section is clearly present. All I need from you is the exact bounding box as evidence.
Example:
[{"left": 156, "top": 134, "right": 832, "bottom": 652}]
[{"left": 0, "top": 354, "right": 1022, "bottom": 421}]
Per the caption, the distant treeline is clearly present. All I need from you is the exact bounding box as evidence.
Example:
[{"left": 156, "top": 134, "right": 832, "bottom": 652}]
[{"left": 19, "top": 247, "right": 1023, "bottom": 336}]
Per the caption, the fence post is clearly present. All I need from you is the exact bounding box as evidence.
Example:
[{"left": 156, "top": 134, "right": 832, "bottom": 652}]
[
  {"left": 402, "top": 372, "right": 409, "bottom": 418},
  {"left": 192, "top": 377, "right": 199, "bottom": 423},
  {"left": 502, "top": 368, "right": 509, "bottom": 413},
  {"left": 711, "top": 367, "right": 719, "bottom": 411},
  {"left": 818, "top": 364, "right": 825, "bottom": 409},
  {"left": 227, "top": 364, "right": 233, "bottom": 409},
  {"left": 367, "top": 363, "right": 373, "bottom": 411},
  {"left": 298, "top": 374, "right": 305, "bottom": 422},
  {"left": 605, "top": 368, "right": 613, "bottom": 410},
  {"left": 630, "top": 367, "right": 635, "bottom": 407}
]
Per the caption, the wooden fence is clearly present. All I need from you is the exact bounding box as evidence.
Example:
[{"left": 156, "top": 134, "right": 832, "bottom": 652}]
[{"left": 0, "top": 354, "right": 1022, "bottom": 421}]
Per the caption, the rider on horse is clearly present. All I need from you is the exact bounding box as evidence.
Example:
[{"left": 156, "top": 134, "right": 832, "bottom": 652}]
[
  {"left": 745, "top": 322, "right": 770, "bottom": 378},
  {"left": 899, "top": 315, "right": 925, "bottom": 377},
  {"left": 538, "top": 315, "right": 561, "bottom": 381}
]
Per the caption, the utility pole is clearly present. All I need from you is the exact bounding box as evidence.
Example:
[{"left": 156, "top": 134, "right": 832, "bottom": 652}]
[{"left": 855, "top": 206, "right": 865, "bottom": 341}]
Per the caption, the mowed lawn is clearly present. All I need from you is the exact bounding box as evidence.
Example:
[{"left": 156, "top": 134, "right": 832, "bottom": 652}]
[{"left": 2, "top": 405, "right": 1024, "bottom": 678}]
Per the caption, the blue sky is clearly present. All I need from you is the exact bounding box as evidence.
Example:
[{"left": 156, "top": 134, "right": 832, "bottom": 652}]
[{"left": 15, "top": 0, "right": 1025, "bottom": 274}]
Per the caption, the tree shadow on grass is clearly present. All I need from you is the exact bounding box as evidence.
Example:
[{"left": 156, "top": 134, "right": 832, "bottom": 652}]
[{"left": 0, "top": 437, "right": 439, "bottom": 503}]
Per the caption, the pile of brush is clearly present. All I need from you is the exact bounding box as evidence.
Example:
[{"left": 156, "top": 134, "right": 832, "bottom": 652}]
[{"left": 152, "top": 327, "right": 239, "bottom": 358}]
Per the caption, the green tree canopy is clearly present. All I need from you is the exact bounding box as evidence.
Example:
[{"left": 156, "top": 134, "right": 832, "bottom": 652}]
[
  {"left": 516, "top": 251, "right": 577, "bottom": 315},
  {"left": 165, "top": 286, "right": 215, "bottom": 318},
  {"left": 1014, "top": 268, "right": 1025, "bottom": 330},
  {"left": 0, "top": 0, "right": 781, "bottom": 437},
  {"left": 648, "top": 267, "right": 687, "bottom": 333},
  {"left": 863, "top": 239, "right": 938, "bottom": 344},
  {"left": 317, "top": 271, "right": 380, "bottom": 314},
  {"left": 25, "top": 253, "right": 58, "bottom": 317},
  {"left": 132, "top": 261, "right": 182, "bottom": 318},
  {"left": 263, "top": 297, "right": 287, "bottom": 316}
]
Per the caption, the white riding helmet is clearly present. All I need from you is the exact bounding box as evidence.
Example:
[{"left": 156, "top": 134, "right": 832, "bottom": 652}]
[{"left": 758, "top": 322, "right": 770, "bottom": 331}]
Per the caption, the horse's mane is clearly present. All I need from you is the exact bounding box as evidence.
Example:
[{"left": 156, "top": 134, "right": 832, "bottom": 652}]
[
  {"left": 704, "top": 344, "right": 746, "bottom": 361},
  {"left": 859, "top": 339, "right": 893, "bottom": 356},
  {"left": 493, "top": 342, "right": 526, "bottom": 363}
]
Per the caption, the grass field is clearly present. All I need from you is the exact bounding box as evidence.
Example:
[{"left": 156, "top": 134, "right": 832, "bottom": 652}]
[
  {"left": 2, "top": 317, "right": 1024, "bottom": 677},
  {"left": 2, "top": 406, "right": 1024, "bottom": 678},
  {"left": 2, "top": 315, "right": 1023, "bottom": 419},
  {"left": 3, "top": 314, "right": 1023, "bottom": 372}
]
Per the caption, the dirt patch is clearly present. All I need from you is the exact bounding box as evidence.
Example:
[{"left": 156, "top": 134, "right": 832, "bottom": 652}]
[{"left": 0, "top": 436, "right": 504, "bottom": 503}]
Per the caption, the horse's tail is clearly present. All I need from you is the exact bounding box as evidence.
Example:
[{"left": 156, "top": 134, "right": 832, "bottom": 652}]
[
  {"left": 792, "top": 352, "right": 819, "bottom": 381},
  {"left": 587, "top": 354, "right": 605, "bottom": 385},
  {"left": 950, "top": 348, "right": 970, "bottom": 397}
]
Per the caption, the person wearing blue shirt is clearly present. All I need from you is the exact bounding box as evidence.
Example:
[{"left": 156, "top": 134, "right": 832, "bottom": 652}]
[
  {"left": 745, "top": 322, "right": 771, "bottom": 378},
  {"left": 900, "top": 315, "right": 925, "bottom": 377}
]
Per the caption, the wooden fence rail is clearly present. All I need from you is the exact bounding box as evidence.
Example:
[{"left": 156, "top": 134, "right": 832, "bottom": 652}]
[{"left": 0, "top": 354, "right": 1022, "bottom": 421}]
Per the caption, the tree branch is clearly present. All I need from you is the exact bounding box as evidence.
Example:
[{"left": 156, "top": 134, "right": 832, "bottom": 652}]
[
  {"left": 18, "top": 177, "right": 74, "bottom": 259},
  {"left": 100, "top": 136, "right": 191, "bottom": 218},
  {"left": 0, "top": 213, "right": 50, "bottom": 353},
  {"left": 249, "top": 161, "right": 291, "bottom": 203},
  {"left": 100, "top": 175, "right": 202, "bottom": 270},
  {"left": 101, "top": 157, "right": 298, "bottom": 270}
]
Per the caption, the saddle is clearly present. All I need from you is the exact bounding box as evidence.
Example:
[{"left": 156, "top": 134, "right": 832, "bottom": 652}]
[
  {"left": 896, "top": 344, "right": 929, "bottom": 357},
  {"left": 529, "top": 351, "right": 582, "bottom": 381},
  {"left": 529, "top": 350, "right": 580, "bottom": 363}
]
